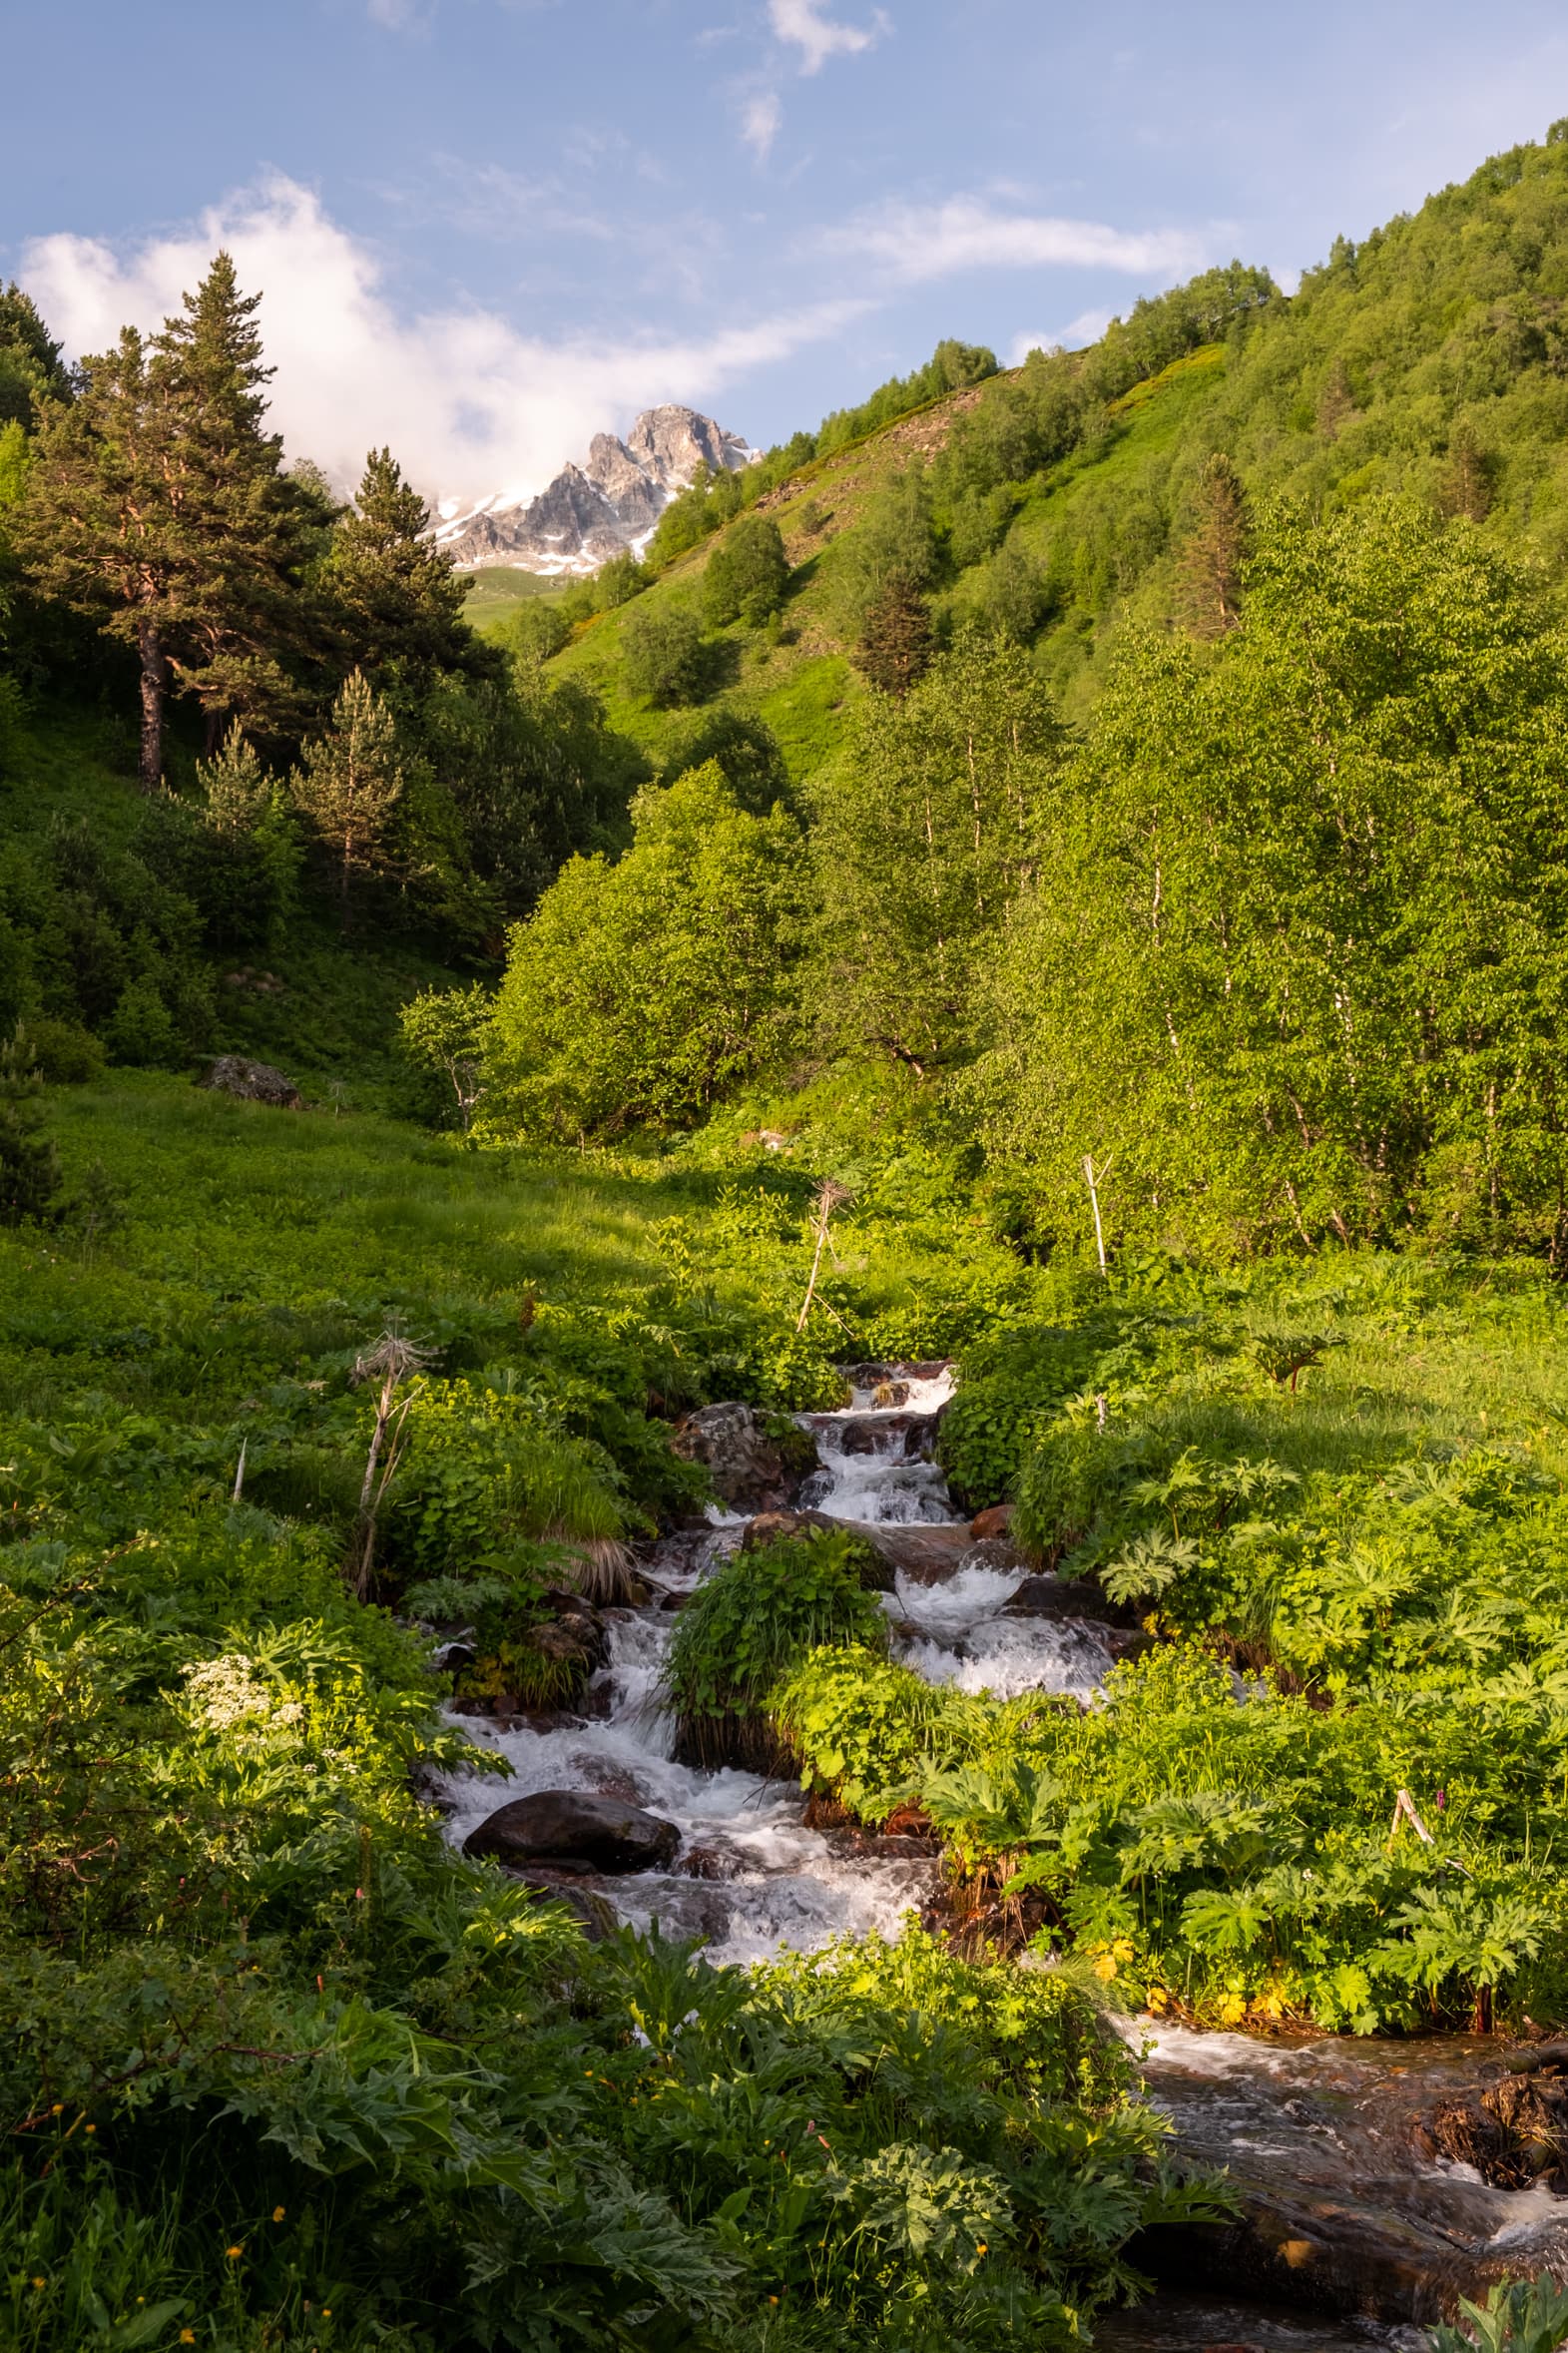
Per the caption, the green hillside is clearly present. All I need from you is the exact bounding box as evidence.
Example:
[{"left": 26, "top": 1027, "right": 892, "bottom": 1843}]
[{"left": 502, "top": 121, "right": 1568, "bottom": 769}]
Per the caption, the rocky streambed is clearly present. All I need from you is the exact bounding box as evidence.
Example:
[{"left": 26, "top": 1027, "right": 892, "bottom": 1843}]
[{"left": 434, "top": 1364, "right": 1568, "bottom": 2345}]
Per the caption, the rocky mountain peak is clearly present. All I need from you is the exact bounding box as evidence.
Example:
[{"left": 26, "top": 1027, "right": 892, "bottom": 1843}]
[{"left": 432, "top": 403, "right": 757, "bottom": 577}]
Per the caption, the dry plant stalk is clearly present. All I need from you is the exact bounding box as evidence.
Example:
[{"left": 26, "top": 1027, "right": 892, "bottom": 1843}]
[
  {"left": 795, "top": 1180, "right": 853, "bottom": 1334},
  {"left": 349, "top": 1331, "right": 432, "bottom": 1597}
]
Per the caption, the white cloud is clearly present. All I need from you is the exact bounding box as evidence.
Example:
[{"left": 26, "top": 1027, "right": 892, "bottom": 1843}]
[
  {"left": 1008, "top": 308, "right": 1113, "bottom": 362},
  {"left": 822, "top": 198, "right": 1210, "bottom": 286},
  {"left": 20, "top": 175, "right": 866, "bottom": 503},
  {"left": 768, "top": 0, "right": 885, "bottom": 75},
  {"left": 741, "top": 90, "right": 783, "bottom": 159}
]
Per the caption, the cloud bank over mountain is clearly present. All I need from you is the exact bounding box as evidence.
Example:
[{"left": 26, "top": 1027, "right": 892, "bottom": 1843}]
[{"left": 21, "top": 176, "right": 863, "bottom": 503}]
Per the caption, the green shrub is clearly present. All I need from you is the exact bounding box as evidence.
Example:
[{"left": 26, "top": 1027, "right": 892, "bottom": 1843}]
[
  {"left": 103, "top": 975, "right": 182, "bottom": 1068},
  {"left": 703, "top": 513, "right": 789, "bottom": 628},
  {"left": 12, "top": 1015, "right": 106, "bottom": 1085},
  {"left": 662, "top": 1529, "right": 889, "bottom": 1768},
  {"left": 621, "top": 598, "right": 708, "bottom": 706}
]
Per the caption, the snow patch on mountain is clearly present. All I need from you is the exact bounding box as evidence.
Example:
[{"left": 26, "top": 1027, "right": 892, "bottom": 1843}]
[{"left": 432, "top": 404, "right": 757, "bottom": 575}]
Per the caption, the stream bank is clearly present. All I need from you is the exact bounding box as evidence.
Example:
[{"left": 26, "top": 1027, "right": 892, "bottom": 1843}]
[{"left": 437, "top": 1363, "right": 1568, "bottom": 2339}]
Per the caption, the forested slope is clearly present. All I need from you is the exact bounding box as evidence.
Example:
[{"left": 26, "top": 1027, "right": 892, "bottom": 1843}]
[{"left": 520, "top": 118, "right": 1568, "bottom": 763}]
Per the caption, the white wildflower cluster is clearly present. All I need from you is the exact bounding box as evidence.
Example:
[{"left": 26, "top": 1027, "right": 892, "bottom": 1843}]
[{"left": 184, "top": 1652, "right": 306, "bottom": 1734}]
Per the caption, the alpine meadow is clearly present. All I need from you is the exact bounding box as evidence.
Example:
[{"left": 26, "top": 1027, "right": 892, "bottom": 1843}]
[{"left": 14, "top": 100, "right": 1568, "bottom": 2353}]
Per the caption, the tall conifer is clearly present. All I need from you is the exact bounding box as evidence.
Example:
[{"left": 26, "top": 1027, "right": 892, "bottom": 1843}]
[
  {"left": 290, "top": 670, "right": 405, "bottom": 920},
  {"left": 15, "top": 325, "right": 176, "bottom": 789},
  {"left": 16, "top": 254, "right": 311, "bottom": 785},
  {"left": 152, "top": 253, "right": 311, "bottom": 745},
  {"left": 1175, "top": 454, "right": 1250, "bottom": 641},
  {"left": 851, "top": 578, "right": 935, "bottom": 697},
  {"left": 323, "top": 447, "right": 476, "bottom": 692}
]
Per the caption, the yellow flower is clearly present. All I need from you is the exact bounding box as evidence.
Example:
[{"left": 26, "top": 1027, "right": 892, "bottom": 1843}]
[
  {"left": 272, "top": 2205, "right": 286, "bottom": 2223},
  {"left": 181, "top": 2335, "right": 196, "bottom": 2346},
  {"left": 976, "top": 2242, "right": 987, "bottom": 2254},
  {"left": 321, "top": 2309, "right": 331, "bottom": 2318},
  {"left": 1092, "top": 1955, "right": 1118, "bottom": 1981},
  {"left": 30, "top": 2278, "right": 45, "bottom": 2291},
  {"left": 226, "top": 2244, "right": 244, "bottom": 2260},
  {"left": 84, "top": 2123, "right": 97, "bottom": 2134},
  {"left": 50, "top": 2103, "right": 63, "bottom": 2116}
]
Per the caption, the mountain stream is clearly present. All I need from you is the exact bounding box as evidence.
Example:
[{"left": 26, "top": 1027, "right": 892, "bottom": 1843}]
[{"left": 437, "top": 1365, "right": 1568, "bottom": 2346}]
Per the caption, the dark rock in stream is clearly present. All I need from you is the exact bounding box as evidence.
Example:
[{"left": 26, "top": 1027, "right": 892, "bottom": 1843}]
[
  {"left": 1004, "top": 1571, "right": 1120, "bottom": 1623},
  {"left": 676, "top": 1843, "right": 750, "bottom": 1882},
  {"left": 464, "top": 1791, "right": 680, "bottom": 1874},
  {"left": 839, "top": 1359, "right": 948, "bottom": 1390},
  {"left": 506, "top": 1867, "right": 620, "bottom": 1942},
  {"left": 1131, "top": 2027, "right": 1568, "bottom": 2325},
  {"left": 492, "top": 1706, "right": 587, "bottom": 1735},
  {"left": 856, "top": 1522, "right": 974, "bottom": 1583}
]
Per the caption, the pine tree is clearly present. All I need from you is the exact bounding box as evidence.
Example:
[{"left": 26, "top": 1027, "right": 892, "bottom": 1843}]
[
  {"left": 14, "top": 255, "right": 311, "bottom": 787},
  {"left": 290, "top": 670, "right": 405, "bottom": 918},
  {"left": 323, "top": 447, "right": 477, "bottom": 692},
  {"left": 0, "top": 1034, "right": 63, "bottom": 1226},
  {"left": 851, "top": 578, "right": 935, "bottom": 697},
  {"left": 14, "top": 325, "right": 176, "bottom": 789},
  {"left": 152, "top": 252, "right": 312, "bottom": 745},
  {"left": 1175, "top": 454, "right": 1250, "bottom": 641},
  {"left": 0, "top": 283, "right": 71, "bottom": 430},
  {"left": 198, "top": 721, "right": 272, "bottom": 834},
  {"left": 1440, "top": 421, "right": 1493, "bottom": 522}
]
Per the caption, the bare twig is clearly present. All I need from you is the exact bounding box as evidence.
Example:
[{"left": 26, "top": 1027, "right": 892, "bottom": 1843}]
[{"left": 1082, "top": 1154, "right": 1112, "bottom": 1277}]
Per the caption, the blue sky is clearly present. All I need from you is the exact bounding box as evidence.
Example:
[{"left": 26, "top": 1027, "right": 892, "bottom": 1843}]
[{"left": 5, "top": 0, "right": 1568, "bottom": 500}]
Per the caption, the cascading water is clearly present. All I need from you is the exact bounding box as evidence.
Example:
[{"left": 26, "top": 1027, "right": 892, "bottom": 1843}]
[
  {"left": 435, "top": 1364, "right": 1568, "bottom": 2336},
  {"left": 437, "top": 1361, "right": 1108, "bottom": 1964}
]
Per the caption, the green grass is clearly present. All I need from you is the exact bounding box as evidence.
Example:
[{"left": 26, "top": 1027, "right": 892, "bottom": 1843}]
[{"left": 462, "top": 564, "right": 569, "bottom": 627}]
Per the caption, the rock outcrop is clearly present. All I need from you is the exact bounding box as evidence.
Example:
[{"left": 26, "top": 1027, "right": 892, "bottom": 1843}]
[
  {"left": 199, "top": 1056, "right": 301, "bottom": 1109},
  {"left": 431, "top": 404, "right": 756, "bottom": 576},
  {"left": 671, "top": 1403, "right": 787, "bottom": 1512}
]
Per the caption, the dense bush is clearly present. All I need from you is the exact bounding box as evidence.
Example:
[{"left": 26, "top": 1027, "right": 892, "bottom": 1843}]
[
  {"left": 484, "top": 763, "right": 805, "bottom": 1137},
  {"left": 662, "top": 1527, "right": 888, "bottom": 1766},
  {"left": 703, "top": 513, "right": 790, "bottom": 628}
]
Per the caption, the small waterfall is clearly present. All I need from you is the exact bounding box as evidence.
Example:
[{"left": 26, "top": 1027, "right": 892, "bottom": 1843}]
[{"left": 437, "top": 1360, "right": 1108, "bottom": 1963}]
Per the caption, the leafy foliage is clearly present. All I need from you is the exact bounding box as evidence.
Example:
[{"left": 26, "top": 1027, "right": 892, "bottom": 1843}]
[
  {"left": 485, "top": 762, "right": 805, "bottom": 1137},
  {"left": 662, "top": 1528, "right": 888, "bottom": 1763}
]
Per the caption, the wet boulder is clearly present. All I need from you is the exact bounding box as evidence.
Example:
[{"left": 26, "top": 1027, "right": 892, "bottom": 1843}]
[
  {"left": 671, "top": 1403, "right": 786, "bottom": 1510},
  {"left": 742, "top": 1507, "right": 837, "bottom": 1550},
  {"left": 1004, "top": 1571, "right": 1119, "bottom": 1624},
  {"left": 969, "top": 1502, "right": 1016, "bottom": 1541},
  {"left": 866, "top": 1523, "right": 982, "bottom": 1584},
  {"left": 199, "top": 1054, "right": 302, "bottom": 1109},
  {"left": 463, "top": 1791, "right": 680, "bottom": 1874}
]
